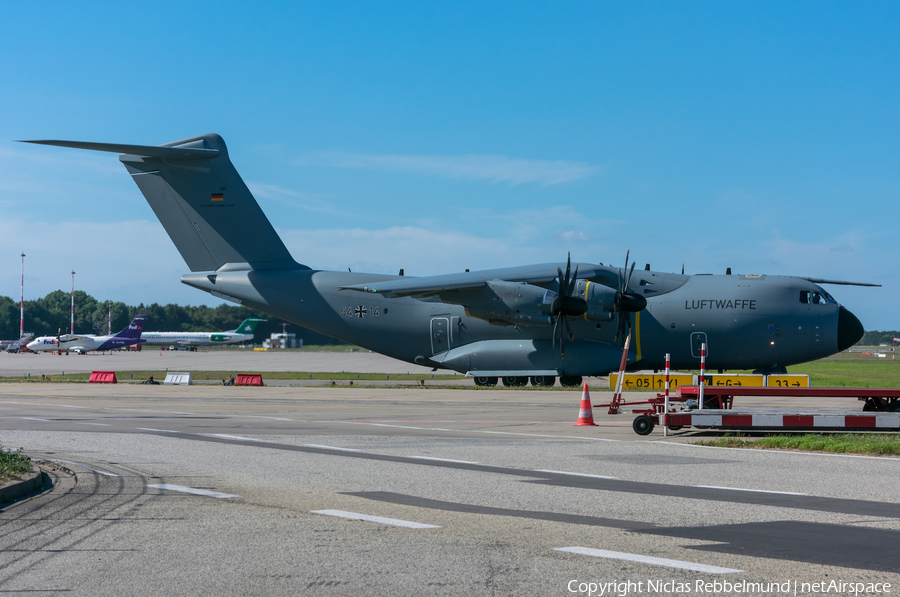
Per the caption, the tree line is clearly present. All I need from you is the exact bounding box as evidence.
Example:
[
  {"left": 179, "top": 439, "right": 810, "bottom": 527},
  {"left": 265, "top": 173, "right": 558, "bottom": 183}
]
[
  {"left": 860, "top": 331, "right": 900, "bottom": 347},
  {"left": 0, "top": 291, "right": 343, "bottom": 346}
]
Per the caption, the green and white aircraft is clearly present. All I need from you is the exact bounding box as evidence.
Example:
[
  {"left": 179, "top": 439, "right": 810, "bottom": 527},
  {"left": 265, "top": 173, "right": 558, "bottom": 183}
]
[
  {"left": 25, "top": 134, "right": 876, "bottom": 387},
  {"left": 141, "top": 318, "right": 265, "bottom": 349}
]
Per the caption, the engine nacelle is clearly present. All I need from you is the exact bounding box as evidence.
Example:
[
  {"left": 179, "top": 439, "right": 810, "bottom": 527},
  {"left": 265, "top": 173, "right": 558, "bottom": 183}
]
[
  {"left": 576, "top": 280, "right": 617, "bottom": 321},
  {"left": 458, "top": 279, "right": 623, "bottom": 326},
  {"left": 461, "top": 280, "right": 554, "bottom": 325}
]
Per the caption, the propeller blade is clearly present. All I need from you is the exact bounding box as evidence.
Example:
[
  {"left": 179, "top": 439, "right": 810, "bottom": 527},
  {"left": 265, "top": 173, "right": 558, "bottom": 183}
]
[
  {"left": 625, "top": 262, "right": 636, "bottom": 293},
  {"left": 552, "top": 317, "right": 560, "bottom": 348},
  {"left": 568, "top": 265, "right": 579, "bottom": 296},
  {"left": 564, "top": 252, "right": 572, "bottom": 289}
]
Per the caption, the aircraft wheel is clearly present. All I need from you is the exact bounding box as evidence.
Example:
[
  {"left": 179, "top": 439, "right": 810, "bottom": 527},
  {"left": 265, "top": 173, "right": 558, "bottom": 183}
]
[
  {"left": 530, "top": 375, "right": 555, "bottom": 387},
  {"left": 474, "top": 376, "right": 498, "bottom": 387},
  {"left": 633, "top": 415, "right": 654, "bottom": 436},
  {"left": 560, "top": 375, "right": 582, "bottom": 387},
  {"left": 502, "top": 376, "right": 518, "bottom": 387}
]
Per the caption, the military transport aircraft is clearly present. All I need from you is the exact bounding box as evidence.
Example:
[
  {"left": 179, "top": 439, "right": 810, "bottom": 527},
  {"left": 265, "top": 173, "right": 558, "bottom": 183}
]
[{"left": 24, "top": 134, "right": 875, "bottom": 386}]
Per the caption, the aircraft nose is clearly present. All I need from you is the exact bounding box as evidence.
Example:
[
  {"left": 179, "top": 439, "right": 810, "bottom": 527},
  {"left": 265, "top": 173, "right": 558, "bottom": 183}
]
[{"left": 837, "top": 306, "right": 864, "bottom": 352}]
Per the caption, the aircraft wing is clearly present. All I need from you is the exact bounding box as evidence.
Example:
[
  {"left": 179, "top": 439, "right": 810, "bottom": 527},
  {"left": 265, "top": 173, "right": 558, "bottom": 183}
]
[
  {"left": 339, "top": 263, "right": 617, "bottom": 298},
  {"left": 59, "top": 334, "right": 92, "bottom": 343},
  {"left": 798, "top": 277, "right": 881, "bottom": 287}
]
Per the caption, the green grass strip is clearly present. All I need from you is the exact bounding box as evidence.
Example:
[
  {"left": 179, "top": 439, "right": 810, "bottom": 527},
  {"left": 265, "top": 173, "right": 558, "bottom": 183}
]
[
  {"left": 0, "top": 444, "right": 32, "bottom": 484},
  {"left": 696, "top": 433, "right": 900, "bottom": 455}
]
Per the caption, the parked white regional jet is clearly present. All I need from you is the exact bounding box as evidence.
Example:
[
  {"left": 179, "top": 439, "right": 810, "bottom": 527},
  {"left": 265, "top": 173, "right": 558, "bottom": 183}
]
[{"left": 140, "top": 318, "right": 264, "bottom": 348}]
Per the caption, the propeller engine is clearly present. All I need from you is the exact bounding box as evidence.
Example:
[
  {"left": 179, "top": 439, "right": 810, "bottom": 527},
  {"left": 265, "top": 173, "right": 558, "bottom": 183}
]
[
  {"left": 550, "top": 253, "right": 586, "bottom": 356},
  {"left": 613, "top": 250, "right": 647, "bottom": 345}
]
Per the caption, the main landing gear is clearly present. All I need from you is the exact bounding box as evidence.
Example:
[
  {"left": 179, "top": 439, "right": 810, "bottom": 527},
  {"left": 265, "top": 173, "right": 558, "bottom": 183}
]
[{"left": 473, "top": 375, "right": 583, "bottom": 388}]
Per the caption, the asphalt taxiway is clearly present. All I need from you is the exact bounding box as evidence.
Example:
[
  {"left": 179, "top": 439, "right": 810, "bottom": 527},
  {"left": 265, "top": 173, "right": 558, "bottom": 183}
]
[
  {"left": 0, "top": 379, "right": 898, "bottom": 596},
  {"left": 0, "top": 349, "right": 441, "bottom": 377}
]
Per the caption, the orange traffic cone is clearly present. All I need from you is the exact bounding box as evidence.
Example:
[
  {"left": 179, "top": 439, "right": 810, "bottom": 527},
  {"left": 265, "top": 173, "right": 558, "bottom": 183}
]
[{"left": 574, "top": 383, "right": 597, "bottom": 426}]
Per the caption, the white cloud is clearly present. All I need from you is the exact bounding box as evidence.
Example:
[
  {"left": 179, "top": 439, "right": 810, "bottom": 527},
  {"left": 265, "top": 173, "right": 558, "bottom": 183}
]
[
  {"left": 280, "top": 226, "right": 547, "bottom": 275},
  {"left": 296, "top": 151, "right": 599, "bottom": 186},
  {"left": 246, "top": 181, "right": 345, "bottom": 217},
  {"left": 0, "top": 218, "right": 199, "bottom": 306},
  {"left": 553, "top": 230, "right": 595, "bottom": 242}
]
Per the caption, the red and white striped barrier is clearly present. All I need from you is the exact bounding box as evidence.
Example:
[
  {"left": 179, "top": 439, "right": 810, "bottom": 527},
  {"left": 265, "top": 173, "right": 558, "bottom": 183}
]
[{"left": 666, "top": 411, "right": 900, "bottom": 430}]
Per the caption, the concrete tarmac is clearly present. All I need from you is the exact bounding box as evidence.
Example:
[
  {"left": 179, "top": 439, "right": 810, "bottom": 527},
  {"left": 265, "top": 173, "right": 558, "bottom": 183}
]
[
  {"left": 0, "top": 349, "right": 442, "bottom": 377},
  {"left": 0, "top": 381, "right": 898, "bottom": 596}
]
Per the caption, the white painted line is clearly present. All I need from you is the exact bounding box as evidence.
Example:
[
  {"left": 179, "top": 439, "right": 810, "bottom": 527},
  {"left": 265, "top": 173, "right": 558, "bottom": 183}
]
[
  {"left": 339, "top": 421, "right": 619, "bottom": 441},
  {"left": 147, "top": 484, "right": 240, "bottom": 499},
  {"left": 57, "top": 461, "right": 120, "bottom": 477},
  {"left": 554, "top": 546, "right": 742, "bottom": 574},
  {"left": 534, "top": 469, "right": 617, "bottom": 480},
  {"left": 693, "top": 485, "right": 807, "bottom": 496},
  {"left": 56, "top": 404, "right": 90, "bottom": 409},
  {"left": 243, "top": 415, "right": 298, "bottom": 421},
  {"left": 22, "top": 417, "right": 51, "bottom": 422},
  {"left": 211, "top": 434, "right": 267, "bottom": 442},
  {"left": 341, "top": 421, "right": 452, "bottom": 432},
  {"left": 138, "top": 428, "right": 178, "bottom": 433},
  {"left": 407, "top": 456, "right": 480, "bottom": 464},
  {"left": 302, "top": 444, "right": 361, "bottom": 452},
  {"left": 114, "top": 408, "right": 196, "bottom": 415},
  {"left": 478, "top": 430, "right": 620, "bottom": 442},
  {"left": 311, "top": 509, "right": 440, "bottom": 529},
  {"left": 75, "top": 422, "right": 111, "bottom": 427}
]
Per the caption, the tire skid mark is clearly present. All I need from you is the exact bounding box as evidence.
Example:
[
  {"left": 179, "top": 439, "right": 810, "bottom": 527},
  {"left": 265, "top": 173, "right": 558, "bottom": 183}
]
[{"left": 0, "top": 461, "right": 152, "bottom": 587}]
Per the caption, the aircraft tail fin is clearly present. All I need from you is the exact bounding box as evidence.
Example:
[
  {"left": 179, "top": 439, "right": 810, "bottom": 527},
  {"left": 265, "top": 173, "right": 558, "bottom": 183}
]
[
  {"left": 231, "top": 318, "right": 266, "bottom": 334},
  {"left": 115, "top": 315, "right": 147, "bottom": 340},
  {"left": 22, "top": 135, "right": 306, "bottom": 273}
]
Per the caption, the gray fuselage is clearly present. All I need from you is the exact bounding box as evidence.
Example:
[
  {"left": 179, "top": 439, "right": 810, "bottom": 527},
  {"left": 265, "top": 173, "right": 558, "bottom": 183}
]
[{"left": 182, "top": 265, "right": 858, "bottom": 376}]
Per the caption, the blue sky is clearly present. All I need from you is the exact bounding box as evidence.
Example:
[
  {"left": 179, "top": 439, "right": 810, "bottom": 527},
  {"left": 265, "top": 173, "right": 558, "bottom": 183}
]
[{"left": 1, "top": 2, "right": 897, "bottom": 329}]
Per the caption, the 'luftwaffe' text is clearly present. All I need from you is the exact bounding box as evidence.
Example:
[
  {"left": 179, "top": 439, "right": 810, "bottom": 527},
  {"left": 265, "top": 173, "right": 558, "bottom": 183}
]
[{"left": 685, "top": 299, "right": 756, "bottom": 310}]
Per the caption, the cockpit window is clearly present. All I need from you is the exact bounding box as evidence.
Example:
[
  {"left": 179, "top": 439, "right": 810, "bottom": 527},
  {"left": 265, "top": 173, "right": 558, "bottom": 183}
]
[{"left": 800, "top": 289, "right": 836, "bottom": 305}]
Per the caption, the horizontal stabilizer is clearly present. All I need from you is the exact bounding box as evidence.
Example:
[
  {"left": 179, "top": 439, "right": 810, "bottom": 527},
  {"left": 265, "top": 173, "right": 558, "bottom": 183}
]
[
  {"left": 23, "top": 134, "right": 304, "bottom": 273},
  {"left": 21, "top": 139, "right": 220, "bottom": 160}
]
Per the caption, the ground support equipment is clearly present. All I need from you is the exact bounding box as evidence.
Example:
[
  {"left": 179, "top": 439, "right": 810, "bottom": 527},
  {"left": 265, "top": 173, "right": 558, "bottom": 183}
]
[{"left": 629, "top": 386, "right": 900, "bottom": 435}]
